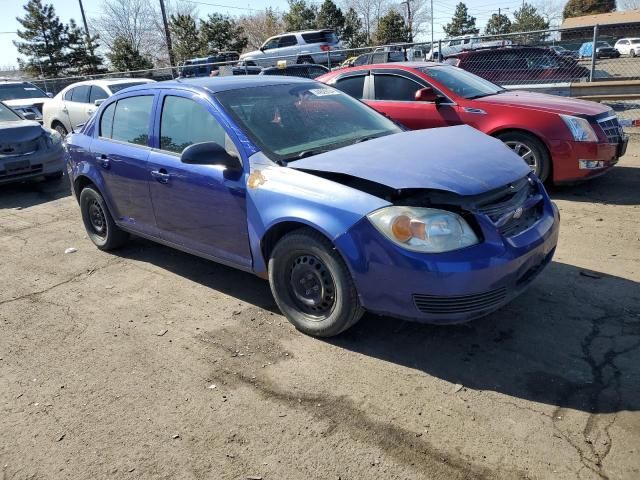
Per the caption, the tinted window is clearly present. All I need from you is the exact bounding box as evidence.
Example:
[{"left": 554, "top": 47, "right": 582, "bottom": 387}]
[
  {"left": 374, "top": 74, "right": 422, "bottom": 101},
  {"left": 108, "top": 82, "right": 150, "bottom": 93},
  {"left": 70, "top": 85, "right": 90, "bottom": 103},
  {"left": 159, "top": 96, "right": 226, "bottom": 154},
  {"left": 89, "top": 86, "right": 108, "bottom": 104},
  {"left": 278, "top": 35, "right": 297, "bottom": 47},
  {"left": 301, "top": 31, "right": 338, "bottom": 44},
  {"left": 0, "top": 83, "right": 47, "bottom": 101},
  {"left": 64, "top": 88, "right": 74, "bottom": 101},
  {"left": 262, "top": 37, "right": 279, "bottom": 50},
  {"left": 0, "top": 102, "right": 21, "bottom": 121},
  {"left": 100, "top": 102, "right": 116, "bottom": 138},
  {"left": 334, "top": 75, "right": 366, "bottom": 99},
  {"left": 111, "top": 96, "right": 153, "bottom": 146}
]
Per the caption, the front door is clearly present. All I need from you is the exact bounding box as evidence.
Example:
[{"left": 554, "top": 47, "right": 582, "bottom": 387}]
[
  {"left": 147, "top": 92, "right": 251, "bottom": 268},
  {"left": 90, "top": 93, "right": 158, "bottom": 236},
  {"left": 366, "top": 70, "right": 462, "bottom": 130}
]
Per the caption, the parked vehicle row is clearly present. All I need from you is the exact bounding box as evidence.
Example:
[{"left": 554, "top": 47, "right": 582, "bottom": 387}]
[
  {"left": 0, "top": 79, "right": 52, "bottom": 122},
  {"left": 64, "top": 76, "right": 560, "bottom": 338}
]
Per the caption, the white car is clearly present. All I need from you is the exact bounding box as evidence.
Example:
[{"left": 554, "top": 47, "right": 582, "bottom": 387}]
[
  {"left": 0, "top": 80, "right": 53, "bottom": 122},
  {"left": 428, "top": 35, "right": 511, "bottom": 60},
  {"left": 43, "top": 78, "right": 155, "bottom": 135},
  {"left": 614, "top": 38, "right": 640, "bottom": 57}
]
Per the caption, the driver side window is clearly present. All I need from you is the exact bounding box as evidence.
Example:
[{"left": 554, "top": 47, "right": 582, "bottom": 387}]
[
  {"left": 374, "top": 74, "right": 424, "bottom": 101},
  {"left": 262, "top": 38, "right": 279, "bottom": 50}
]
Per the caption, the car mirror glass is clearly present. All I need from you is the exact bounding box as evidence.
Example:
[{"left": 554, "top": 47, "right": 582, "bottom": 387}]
[
  {"left": 94, "top": 99, "right": 104, "bottom": 107},
  {"left": 181, "top": 141, "right": 242, "bottom": 172}
]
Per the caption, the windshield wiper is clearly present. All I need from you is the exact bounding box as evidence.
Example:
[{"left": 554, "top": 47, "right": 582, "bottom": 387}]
[
  {"left": 355, "top": 133, "right": 386, "bottom": 144},
  {"left": 283, "top": 149, "right": 328, "bottom": 162}
]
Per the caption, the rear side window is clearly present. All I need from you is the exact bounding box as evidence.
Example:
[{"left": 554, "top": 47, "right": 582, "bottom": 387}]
[
  {"left": 374, "top": 74, "right": 422, "bottom": 101},
  {"left": 64, "top": 88, "right": 74, "bottom": 101},
  {"left": 334, "top": 75, "right": 366, "bottom": 99},
  {"left": 89, "top": 86, "right": 108, "bottom": 104},
  {"left": 111, "top": 95, "right": 153, "bottom": 146},
  {"left": 278, "top": 35, "right": 297, "bottom": 47},
  {"left": 159, "top": 96, "right": 226, "bottom": 154},
  {"left": 70, "top": 85, "right": 90, "bottom": 103},
  {"left": 99, "top": 102, "right": 116, "bottom": 137},
  {"left": 301, "top": 31, "right": 338, "bottom": 44}
]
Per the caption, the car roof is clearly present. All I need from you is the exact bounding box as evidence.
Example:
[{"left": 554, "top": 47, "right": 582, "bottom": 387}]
[{"left": 118, "top": 75, "right": 316, "bottom": 95}]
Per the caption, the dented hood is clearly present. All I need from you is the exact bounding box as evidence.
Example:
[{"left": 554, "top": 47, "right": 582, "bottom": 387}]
[{"left": 289, "top": 125, "right": 531, "bottom": 196}]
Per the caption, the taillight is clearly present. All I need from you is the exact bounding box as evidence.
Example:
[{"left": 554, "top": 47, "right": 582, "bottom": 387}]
[{"left": 320, "top": 44, "right": 331, "bottom": 52}]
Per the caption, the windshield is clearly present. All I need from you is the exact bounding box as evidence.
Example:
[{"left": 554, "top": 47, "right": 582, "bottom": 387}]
[
  {"left": 0, "top": 83, "right": 47, "bottom": 101},
  {"left": 215, "top": 83, "right": 402, "bottom": 162},
  {"left": 108, "top": 81, "right": 150, "bottom": 93},
  {"left": 421, "top": 66, "right": 503, "bottom": 99},
  {"left": 0, "top": 102, "right": 21, "bottom": 121}
]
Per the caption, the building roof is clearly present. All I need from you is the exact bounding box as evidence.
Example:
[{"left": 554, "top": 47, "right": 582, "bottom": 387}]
[{"left": 561, "top": 9, "right": 640, "bottom": 29}]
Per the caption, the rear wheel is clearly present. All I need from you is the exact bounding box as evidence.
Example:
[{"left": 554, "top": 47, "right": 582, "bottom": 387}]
[
  {"left": 496, "top": 131, "right": 551, "bottom": 182},
  {"left": 79, "top": 186, "right": 129, "bottom": 250},
  {"left": 268, "top": 229, "right": 364, "bottom": 337},
  {"left": 52, "top": 122, "right": 68, "bottom": 137},
  {"left": 296, "top": 55, "right": 313, "bottom": 64},
  {"left": 631, "top": 50, "right": 636, "bottom": 58}
]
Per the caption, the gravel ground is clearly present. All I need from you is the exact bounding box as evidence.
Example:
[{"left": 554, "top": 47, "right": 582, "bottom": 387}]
[{"left": 0, "top": 141, "right": 639, "bottom": 480}]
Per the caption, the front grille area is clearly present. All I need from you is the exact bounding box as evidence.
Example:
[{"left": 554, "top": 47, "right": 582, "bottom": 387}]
[
  {"left": 474, "top": 176, "right": 543, "bottom": 237},
  {"left": 0, "top": 163, "right": 43, "bottom": 179},
  {"left": 597, "top": 116, "right": 623, "bottom": 144},
  {"left": 413, "top": 287, "right": 507, "bottom": 314},
  {"left": 0, "top": 137, "right": 41, "bottom": 156}
]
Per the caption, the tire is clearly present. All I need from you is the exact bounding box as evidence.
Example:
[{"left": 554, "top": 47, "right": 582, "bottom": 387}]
[
  {"left": 52, "top": 122, "right": 68, "bottom": 137},
  {"left": 296, "top": 55, "right": 313, "bottom": 64},
  {"left": 268, "top": 228, "right": 364, "bottom": 337},
  {"left": 631, "top": 50, "right": 636, "bottom": 57},
  {"left": 496, "top": 131, "right": 551, "bottom": 183},
  {"left": 79, "top": 186, "right": 129, "bottom": 251}
]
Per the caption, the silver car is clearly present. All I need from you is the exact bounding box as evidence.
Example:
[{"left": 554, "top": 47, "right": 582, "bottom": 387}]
[
  {"left": 240, "top": 29, "right": 345, "bottom": 67},
  {"left": 0, "top": 102, "right": 64, "bottom": 184}
]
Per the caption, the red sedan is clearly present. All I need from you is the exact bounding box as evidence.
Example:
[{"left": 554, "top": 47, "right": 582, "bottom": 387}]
[{"left": 317, "top": 62, "right": 627, "bottom": 183}]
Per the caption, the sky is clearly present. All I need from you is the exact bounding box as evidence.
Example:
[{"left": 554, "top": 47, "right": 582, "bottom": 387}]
[{"left": 0, "top": 0, "right": 544, "bottom": 69}]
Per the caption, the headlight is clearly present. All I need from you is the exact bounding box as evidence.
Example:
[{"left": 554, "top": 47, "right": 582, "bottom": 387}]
[
  {"left": 560, "top": 114, "right": 598, "bottom": 142},
  {"left": 44, "top": 129, "right": 62, "bottom": 147},
  {"left": 367, "top": 207, "right": 479, "bottom": 253}
]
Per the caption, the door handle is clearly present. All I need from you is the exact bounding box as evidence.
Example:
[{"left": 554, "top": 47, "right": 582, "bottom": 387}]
[
  {"left": 151, "top": 169, "right": 171, "bottom": 184},
  {"left": 96, "top": 154, "right": 110, "bottom": 169}
]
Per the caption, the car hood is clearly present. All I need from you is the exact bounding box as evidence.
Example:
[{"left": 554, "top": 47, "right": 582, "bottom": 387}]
[
  {"left": 475, "top": 90, "right": 610, "bottom": 116},
  {"left": 4, "top": 97, "right": 50, "bottom": 107},
  {"left": 289, "top": 125, "right": 530, "bottom": 196},
  {"left": 0, "top": 120, "right": 43, "bottom": 143}
]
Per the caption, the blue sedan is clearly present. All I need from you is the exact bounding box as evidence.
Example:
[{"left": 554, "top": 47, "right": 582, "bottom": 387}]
[{"left": 64, "top": 77, "right": 559, "bottom": 337}]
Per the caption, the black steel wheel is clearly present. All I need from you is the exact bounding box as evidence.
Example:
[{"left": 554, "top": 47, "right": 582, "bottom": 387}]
[
  {"left": 269, "top": 228, "right": 364, "bottom": 337},
  {"left": 79, "top": 186, "right": 129, "bottom": 250}
]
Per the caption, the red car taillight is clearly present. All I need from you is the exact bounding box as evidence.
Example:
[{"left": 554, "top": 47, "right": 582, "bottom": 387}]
[{"left": 320, "top": 44, "right": 331, "bottom": 52}]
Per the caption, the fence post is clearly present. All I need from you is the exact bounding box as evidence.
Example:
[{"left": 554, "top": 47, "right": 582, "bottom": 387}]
[
  {"left": 590, "top": 24, "right": 599, "bottom": 82},
  {"left": 438, "top": 39, "right": 442, "bottom": 62},
  {"left": 327, "top": 50, "right": 331, "bottom": 69}
]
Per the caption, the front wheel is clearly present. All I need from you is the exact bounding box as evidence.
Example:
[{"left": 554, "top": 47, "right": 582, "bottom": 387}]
[
  {"left": 268, "top": 229, "right": 364, "bottom": 337},
  {"left": 79, "top": 186, "right": 129, "bottom": 250},
  {"left": 497, "top": 131, "right": 551, "bottom": 182},
  {"left": 296, "top": 55, "right": 314, "bottom": 64}
]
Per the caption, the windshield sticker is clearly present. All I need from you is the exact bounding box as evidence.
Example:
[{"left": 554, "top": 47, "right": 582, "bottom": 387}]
[
  {"left": 24, "top": 87, "right": 38, "bottom": 91},
  {"left": 309, "top": 88, "right": 340, "bottom": 97}
]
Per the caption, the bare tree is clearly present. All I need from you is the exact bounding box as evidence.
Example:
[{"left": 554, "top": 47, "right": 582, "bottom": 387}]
[
  {"left": 237, "top": 8, "right": 284, "bottom": 50},
  {"left": 395, "top": 0, "right": 431, "bottom": 41},
  {"left": 534, "top": 0, "right": 563, "bottom": 27},
  {"left": 343, "top": 0, "right": 391, "bottom": 44}
]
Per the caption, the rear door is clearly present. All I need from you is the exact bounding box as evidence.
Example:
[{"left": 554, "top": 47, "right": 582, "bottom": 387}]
[
  {"left": 90, "top": 92, "right": 158, "bottom": 236},
  {"left": 366, "top": 69, "right": 461, "bottom": 130},
  {"left": 330, "top": 71, "right": 369, "bottom": 100},
  {"left": 67, "top": 85, "right": 91, "bottom": 129},
  {"left": 147, "top": 91, "right": 251, "bottom": 268}
]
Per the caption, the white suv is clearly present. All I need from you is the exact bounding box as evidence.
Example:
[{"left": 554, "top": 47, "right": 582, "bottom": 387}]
[
  {"left": 43, "top": 78, "right": 154, "bottom": 136},
  {"left": 428, "top": 34, "right": 511, "bottom": 60},
  {"left": 614, "top": 38, "right": 640, "bottom": 57},
  {"left": 240, "top": 29, "right": 345, "bottom": 67}
]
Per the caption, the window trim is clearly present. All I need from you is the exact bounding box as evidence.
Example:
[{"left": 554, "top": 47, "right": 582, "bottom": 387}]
[
  {"left": 332, "top": 71, "right": 369, "bottom": 99},
  {"left": 368, "top": 70, "right": 455, "bottom": 105},
  {"left": 95, "top": 92, "right": 156, "bottom": 150}
]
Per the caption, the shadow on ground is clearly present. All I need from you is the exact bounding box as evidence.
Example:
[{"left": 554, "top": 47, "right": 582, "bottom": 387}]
[
  {"left": 0, "top": 175, "right": 70, "bottom": 209},
  {"left": 113, "top": 237, "right": 640, "bottom": 415},
  {"left": 549, "top": 165, "right": 640, "bottom": 206}
]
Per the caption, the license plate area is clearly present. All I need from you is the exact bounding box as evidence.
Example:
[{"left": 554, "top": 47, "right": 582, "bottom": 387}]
[{"left": 5, "top": 160, "right": 30, "bottom": 173}]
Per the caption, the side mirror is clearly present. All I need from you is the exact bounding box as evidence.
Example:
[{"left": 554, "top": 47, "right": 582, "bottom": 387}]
[
  {"left": 46, "top": 92, "right": 53, "bottom": 98},
  {"left": 181, "top": 142, "right": 242, "bottom": 173},
  {"left": 260, "top": 46, "right": 266, "bottom": 52},
  {"left": 94, "top": 99, "right": 104, "bottom": 107},
  {"left": 415, "top": 87, "right": 439, "bottom": 103}
]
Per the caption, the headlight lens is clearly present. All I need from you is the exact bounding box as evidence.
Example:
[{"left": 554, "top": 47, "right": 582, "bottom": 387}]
[
  {"left": 560, "top": 114, "right": 598, "bottom": 142},
  {"left": 367, "top": 207, "right": 479, "bottom": 253}
]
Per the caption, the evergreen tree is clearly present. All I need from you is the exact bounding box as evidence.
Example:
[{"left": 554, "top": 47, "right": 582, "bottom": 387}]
[
  {"left": 200, "top": 13, "right": 248, "bottom": 53},
  {"left": 376, "top": 10, "right": 409, "bottom": 44},
  {"left": 485, "top": 13, "right": 512, "bottom": 35},
  {"left": 107, "top": 36, "right": 153, "bottom": 71},
  {"left": 67, "top": 19, "right": 105, "bottom": 75},
  {"left": 316, "top": 0, "right": 345, "bottom": 33},
  {"left": 511, "top": 3, "right": 549, "bottom": 33},
  {"left": 563, "top": 0, "right": 616, "bottom": 19},
  {"left": 14, "top": 0, "right": 69, "bottom": 77},
  {"left": 443, "top": 3, "right": 479, "bottom": 37},
  {"left": 170, "top": 13, "right": 203, "bottom": 62},
  {"left": 342, "top": 7, "right": 368, "bottom": 48},
  {"left": 283, "top": 0, "right": 317, "bottom": 31}
]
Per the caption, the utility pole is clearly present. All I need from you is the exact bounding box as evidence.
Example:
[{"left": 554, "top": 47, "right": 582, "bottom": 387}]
[
  {"left": 78, "top": 0, "right": 97, "bottom": 73},
  {"left": 431, "top": 0, "right": 434, "bottom": 50},
  {"left": 159, "top": 0, "right": 175, "bottom": 68},
  {"left": 401, "top": 0, "right": 413, "bottom": 42}
]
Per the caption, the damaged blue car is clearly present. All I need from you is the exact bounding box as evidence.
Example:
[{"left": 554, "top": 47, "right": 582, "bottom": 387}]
[{"left": 65, "top": 77, "right": 559, "bottom": 337}]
